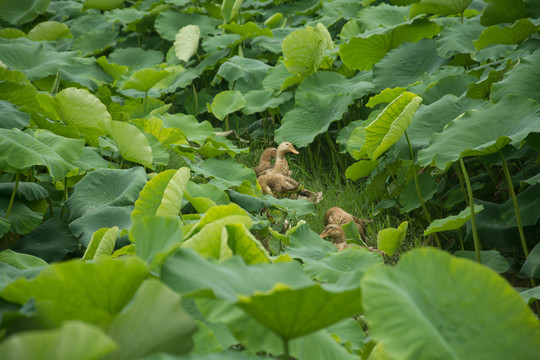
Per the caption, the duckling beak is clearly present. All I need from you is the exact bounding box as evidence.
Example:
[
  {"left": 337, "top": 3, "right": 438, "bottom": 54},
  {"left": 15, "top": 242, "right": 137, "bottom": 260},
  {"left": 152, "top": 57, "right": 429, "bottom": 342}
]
[
  {"left": 289, "top": 144, "right": 299, "bottom": 154},
  {"left": 320, "top": 230, "right": 329, "bottom": 238}
]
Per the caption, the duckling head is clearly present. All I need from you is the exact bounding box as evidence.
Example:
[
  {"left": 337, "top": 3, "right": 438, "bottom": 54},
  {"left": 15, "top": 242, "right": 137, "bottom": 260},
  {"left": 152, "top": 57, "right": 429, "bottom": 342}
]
[
  {"left": 320, "top": 224, "right": 346, "bottom": 243},
  {"left": 277, "top": 142, "right": 299, "bottom": 155}
]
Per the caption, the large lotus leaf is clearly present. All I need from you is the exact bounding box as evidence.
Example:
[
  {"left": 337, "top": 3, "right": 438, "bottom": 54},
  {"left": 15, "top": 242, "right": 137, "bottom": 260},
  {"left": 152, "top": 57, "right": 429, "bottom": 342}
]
[
  {"left": 474, "top": 19, "right": 538, "bottom": 51},
  {"left": 104, "top": 8, "right": 144, "bottom": 25},
  {"left": 75, "top": 147, "right": 115, "bottom": 174},
  {"left": 355, "top": 3, "right": 411, "bottom": 31},
  {"left": 181, "top": 222, "right": 233, "bottom": 261},
  {"left": 131, "top": 167, "right": 190, "bottom": 223},
  {"left": 104, "top": 120, "right": 153, "bottom": 168},
  {"left": 184, "top": 203, "right": 252, "bottom": 239},
  {"left": 105, "top": 279, "right": 197, "bottom": 360},
  {"left": 345, "top": 159, "right": 379, "bottom": 181},
  {"left": 0, "top": 128, "right": 83, "bottom": 180},
  {"left": 275, "top": 92, "right": 353, "bottom": 147},
  {"left": 224, "top": 223, "right": 271, "bottom": 264},
  {"left": 1, "top": 256, "right": 148, "bottom": 327},
  {"left": 27, "top": 21, "right": 71, "bottom": 42},
  {"left": 120, "top": 68, "right": 172, "bottom": 93},
  {"left": 454, "top": 250, "right": 510, "bottom": 273},
  {"left": 71, "top": 27, "right": 118, "bottom": 56},
  {"left": 154, "top": 9, "right": 220, "bottom": 41},
  {"left": 140, "top": 350, "right": 262, "bottom": 360},
  {"left": 436, "top": 18, "right": 485, "bottom": 58},
  {"left": 97, "top": 56, "right": 128, "bottom": 84},
  {"left": 398, "top": 173, "right": 437, "bottom": 213},
  {"left": 241, "top": 89, "right": 292, "bottom": 115},
  {"left": 162, "top": 248, "right": 313, "bottom": 301},
  {"left": 66, "top": 167, "right": 147, "bottom": 221},
  {"left": 197, "top": 300, "right": 359, "bottom": 360},
  {"left": 410, "top": 0, "right": 472, "bottom": 17},
  {"left": 190, "top": 158, "right": 257, "bottom": 189},
  {"left": 363, "top": 92, "right": 422, "bottom": 160},
  {"left": 0, "top": 195, "right": 43, "bottom": 234},
  {"left": 209, "top": 90, "right": 246, "bottom": 121},
  {"left": 221, "top": 22, "right": 273, "bottom": 42},
  {"left": 0, "top": 69, "right": 38, "bottom": 113},
  {"left": 303, "top": 247, "right": 383, "bottom": 284},
  {"left": 0, "top": 320, "right": 116, "bottom": 360},
  {"left": 0, "top": 0, "right": 49, "bottom": 25},
  {"left": 0, "top": 249, "right": 47, "bottom": 290},
  {"left": 373, "top": 38, "right": 448, "bottom": 92},
  {"left": 237, "top": 281, "right": 362, "bottom": 340},
  {"left": 82, "top": 226, "right": 118, "bottom": 260},
  {"left": 424, "top": 205, "right": 484, "bottom": 235},
  {"left": 377, "top": 221, "right": 408, "bottom": 256},
  {"left": 174, "top": 25, "right": 200, "bottom": 62},
  {"left": 500, "top": 183, "right": 540, "bottom": 227},
  {"left": 130, "top": 216, "right": 183, "bottom": 267},
  {"left": 132, "top": 116, "right": 187, "bottom": 146},
  {"left": 0, "top": 40, "right": 77, "bottom": 81},
  {"left": 480, "top": 0, "right": 529, "bottom": 27},
  {"left": 69, "top": 205, "right": 133, "bottom": 247},
  {"left": 491, "top": 50, "right": 540, "bottom": 104},
  {"left": 520, "top": 242, "right": 540, "bottom": 279},
  {"left": 214, "top": 56, "right": 270, "bottom": 93},
  {"left": 221, "top": 0, "right": 242, "bottom": 22},
  {"left": 296, "top": 70, "right": 374, "bottom": 100},
  {"left": 263, "top": 196, "right": 315, "bottom": 217},
  {"left": 83, "top": 0, "right": 124, "bottom": 10},
  {"left": 340, "top": 18, "right": 440, "bottom": 71},
  {"left": 284, "top": 223, "right": 338, "bottom": 263},
  {"left": 418, "top": 95, "right": 540, "bottom": 170},
  {"left": 161, "top": 113, "right": 214, "bottom": 144},
  {"left": 466, "top": 59, "right": 515, "bottom": 100},
  {"left": 37, "top": 87, "right": 110, "bottom": 143},
  {"left": 520, "top": 286, "right": 540, "bottom": 305},
  {"left": 108, "top": 48, "right": 164, "bottom": 69},
  {"left": 13, "top": 218, "right": 79, "bottom": 263},
  {"left": 186, "top": 182, "right": 229, "bottom": 208},
  {"left": 422, "top": 74, "right": 477, "bottom": 105},
  {"left": 0, "top": 182, "right": 48, "bottom": 202},
  {"left": 281, "top": 25, "right": 330, "bottom": 76},
  {"left": 58, "top": 58, "right": 113, "bottom": 92},
  {"left": 361, "top": 248, "right": 540, "bottom": 359}
]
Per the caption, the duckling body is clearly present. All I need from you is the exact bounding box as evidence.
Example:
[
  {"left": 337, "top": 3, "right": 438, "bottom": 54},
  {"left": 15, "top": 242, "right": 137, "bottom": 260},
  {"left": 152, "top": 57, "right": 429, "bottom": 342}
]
[
  {"left": 258, "top": 172, "right": 300, "bottom": 197},
  {"left": 320, "top": 223, "right": 384, "bottom": 254},
  {"left": 254, "top": 147, "right": 277, "bottom": 177},
  {"left": 274, "top": 142, "right": 299, "bottom": 176},
  {"left": 324, "top": 207, "right": 371, "bottom": 242}
]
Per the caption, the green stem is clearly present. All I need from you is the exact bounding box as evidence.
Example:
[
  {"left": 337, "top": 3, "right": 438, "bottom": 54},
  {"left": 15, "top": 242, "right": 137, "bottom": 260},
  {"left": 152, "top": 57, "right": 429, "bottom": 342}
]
[
  {"left": 225, "top": 114, "right": 230, "bottom": 131},
  {"left": 458, "top": 229, "right": 464, "bottom": 251},
  {"left": 281, "top": 337, "right": 290, "bottom": 360},
  {"left": 325, "top": 132, "right": 339, "bottom": 180},
  {"left": 59, "top": 178, "right": 68, "bottom": 221},
  {"left": 459, "top": 158, "right": 482, "bottom": 263},
  {"left": 405, "top": 132, "right": 441, "bottom": 248},
  {"left": 499, "top": 152, "right": 536, "bottom": 289},
  {"left": 455, "top": 162, "right": 469, "bottom": 207},
  {"left": 192, "top": 84, "right": 198, "bottom": 114},
  {"left": 6, "top": 172, "right": 20, "bottom": 219}
]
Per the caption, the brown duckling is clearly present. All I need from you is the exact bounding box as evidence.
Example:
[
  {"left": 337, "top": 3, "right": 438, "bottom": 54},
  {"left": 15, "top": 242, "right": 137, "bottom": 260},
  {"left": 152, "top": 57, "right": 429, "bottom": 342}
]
[
  {"left": 320, "top": 224, "right": 385, "bottom": 255},
  {"left": 254, "top": 147, "right": 277, "bottom": 177},
  {"left": 274, "top": 142, "right": 299, "bottom": 176},
  {"left": 324, "top": 207, "right": 372, "bottom": 242},
  {"left": 258, "top": 172, "right": 300, "bottom": 197}
]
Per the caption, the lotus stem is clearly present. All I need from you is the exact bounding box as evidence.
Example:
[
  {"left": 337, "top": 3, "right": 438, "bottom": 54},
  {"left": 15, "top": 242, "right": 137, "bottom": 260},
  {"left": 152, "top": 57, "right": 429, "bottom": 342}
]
[
  {"left": 405, "top": 132, "right": 441, "bottom": 248},
  {"left": 192, "top": 84, "right": 198, "bottom": 114},
  {"left": 281, "top": 337, "right": 290, "bottom": 360},
  {"left": 454, "top": 162, "right": 468, "bottom": 207},
  {"left": 324, "top": 132, "right": 339, "bottom": 179},
  {"left": 459, "top": 157, "right": 482, "bottom": 263},
  {"left": 6, "top": 172, "right": 20, "bottom": 219},
  {"left": 499, "top": 151, "right": 536, "bottom": 288}
]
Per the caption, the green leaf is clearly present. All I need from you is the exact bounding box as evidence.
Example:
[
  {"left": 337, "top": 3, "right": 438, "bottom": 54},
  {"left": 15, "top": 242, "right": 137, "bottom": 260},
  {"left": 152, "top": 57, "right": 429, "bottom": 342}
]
[
  {"left": 345, "top": 160, "right": 379, "bottom": 181},
  {"left": 209, "top": 90, "right": 246, "bottom": 121},
  {"left": 366, "top": 87, "right": 407, "bottom": 108},
  {"left": 491, "top": 50, "right": 540, "bottom": 104},
  {"left": 284, "top": 223, "right": 338, "bottom": 263},
  {"left": 340, "top": 19, "right": 440, "bottom": 71},
  {"left": 130, "top": 216, "right": 183, "bottom": 267},
  {"left": 155, "top": 9, "right": 221, "bottom": 42},
  {"left": 221, "top": 0, "right": 243, "bottom": 23},
  {"left": 191, "top": 158, "right": 257, "bottom": 190},
  {"left": 66, "top": 167, "right": 147, "bottom": 221},
  {"left": 410, "top": 0, "right": 472, "bottom": 17},
  {"left": 0, "top": 321, "right": 117, "bottom": 360},
  {"left": 282, "top": 25, "right": 331, "bottom": 76},
  {"left": 356, "top": 3, "right": 411, "bottom": 31},
  {"left": 0, "top": 0, "right": 49, "bottom": 25},
  {"left": 83, "top": 226, "right": 119, "bottom": 260},
  {"left": 242, "top": 89, "right": 292, "bottom": 115},
  {"left": 0, "top": 68, "right": 38, "bottom": 112},
  {"left": 481, "top": 0, "right": 529, "bottom": 27},
  {"left": 466, "top": 59, "right": 515, "bottom": 100},
  {"left": 0, "top": 41, "right": 76, "bottom": 81},
  {"left": 520, "top": 286, "right": 540, "bottom": 305},
  {"left": 398, "top": 173, "right": 437, "bottom": 213},
  {"left": 184, "top": 203, "right": 252, "bottom": 239},
  {"left": 28, "top": 21, "right": 72, "bottom": 41},
  {"left": 521, "top": 241, "right": 540, "bottom": 279},
  {"left": 0, "top": 182, "right": 48, "bottom": 201},
  {"left": 0, "top": 128, "right": 83, "bottom": 181},
  {"left": 500, "top": 183, "right": 540, "bottom": 227},
  {"left": 214, "top": 56, "right": 270, "bottom": 93},
  {"left": 1, "top": 256, "right": 148, "bottom": 327},
  {"left": 83, "top": 0, "right": 124, "bottom": 10},
  {"left": 418, "top": 95, "right": 540, "bottom": 170},
  {"left": 0, "top": 195, "right": 43, "bottom": 234},
  {"left": 97, "top": 56, "right": 128, "bottom": 83},
  {"left": 105, "top": 279, "right": 197, "bottom": 360},
  {"left": 132, "top": 167, "right": 190, "bottom": 223},
  {"left": 37, "top": 87, "right": 110, "bottom": 144},
  {"left": 376, "top": 221, "right": 408, "bottom": 256},
  {"left": 424, "top": 205, "right": 484, "bottom": 235},
  {"left": 362, "top": 248, "right": 540, "bottom": 359},
  {"left": 120, "top": 68, "right": 172, "bottom": 93},
  {"left": 72, "top": 27, "right": 119, "bottom": 56},
  {"left": 174, "top": 25, "right": 200, "bottom": 62},
  {"left": 108, "top": 48, "right": 164, "bottom": 69},
  {"left": 363, "top": 92, "right": 422, "bottom": 160},
  {"left": 104, "top": 120, "right": 153, "bottom": 168},
  {"left": 474, "top": 19, "right": 538, "bottom": 50},
  {"left": 454, "top": 250, "right": 510, "bottom": 273},
  {"left": 0, "top": 100, "right": 30, "bottom": 129},
  {"left": 224, "top": 223, "right": 271, "bottom": 265},
  {"left": 436, "top": 18, "right": 485, "bottom": 58}
]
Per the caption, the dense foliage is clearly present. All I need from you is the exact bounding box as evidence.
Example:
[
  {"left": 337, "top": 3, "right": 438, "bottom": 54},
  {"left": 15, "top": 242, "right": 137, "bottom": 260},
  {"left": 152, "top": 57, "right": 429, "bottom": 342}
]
[{"left": 0, "top": 0, "right": 539, "bottom": 359}]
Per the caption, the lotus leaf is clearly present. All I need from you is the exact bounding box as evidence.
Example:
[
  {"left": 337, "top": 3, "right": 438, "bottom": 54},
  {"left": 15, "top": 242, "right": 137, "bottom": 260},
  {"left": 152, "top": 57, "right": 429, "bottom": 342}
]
[
  {"left": 108, "top": 48, "right": 164, "bottom": 69},
  {"left": 474, "top": 19, "right": 538, "bottom": 51},
  {"left": 362, "top": 248, "right": 540, "bottom": 359},
  {"left": 27, "top": 21, "right": 72, "bottom": 41},
  {"left": 356, "top": 3, "right": 410, "bottom": 31},
  {"left": 214, "top": 56, "right": 270, "bottom": 93},
  {"left": 424, "top": 205, "right": 484, "bottom": 235},
  {"left": 520, "top": 286, "right": 540, "bottom": 305},
  {"left": 340, "top": 19, "right": 440, "bottom": 71},
  {"left": 500, "top": 183, "right": 540, "bottom": 227},
  {"left": 174, "top": 25, "right": 200, "bottom": 63},
  {"left": 161, "top": 113, "right": 214, "bottom": 144},
  {"left": 97, "top": 56, "right": 128, "bottom": 84},
  {"left": 0, "top": 0, "right": 49, "bottom": 25},
  {"left": 0, "top": 321, "right": 116, "bottom": 360},
  {"left": 0, "top": 69, "right": 38, "bottom": 111},
  {"left": 242, "top": 89, "right": 292, "bottom": 115},
  {"left": 1, "top": 256, "right": 148, "bottom": 327},
  {"left": 190, "top": 158, "right": 257, "bottom": 189},
  {"left": 221, "top": 22, "right": 273, "bottom": 42},
  {"left": 221, "top": 0, "right": 243, "bottom": 22},
  {"left": 466, "top": 59, "right": 515, "bottom": 100},
  {"left": 282, "top": 25, "right": 331, "bottom": 76},
  {"left": 83, "top": 226, "right": 119, "bottom": 260},
  {"left": 0, "top": 249, "right": 47, "bottom": 289},
  {"left": 210, "top": 90, "right": 246, "bottom": 121},
  {"left": 366, "top": 87, "right": 406, "bottom": 108},
  {"left": 454, "top": 250, "right": 510, "bottom": 273},
  {"left": 376, "top": 221, "right": 408, "bottom": 256},
  {"left": 105, "top": 8, "right": 144, "bottom": 25},
  {"left": 0, "top": 182, "right": 48, "bottom": 201},
  {"left": 398, "top": 173, "right": 437, "bottom": 213},
  {"left": 418, "top": 95, "right": 540, "bottom": 170},
  {"left": 130, "top": 216, "right": 183, "bottom": 266},
  {"left": 491, "top": 50, "right": 540, "bottom": 103},
  {"left": 154, "top": 9, "right": 220, "bottom": 41},
  {"left": 69, "top": 206, "right": 133, "bottom": 247},
  {"left": 71, "top": 27, "right": 119, "bottom": 56},
  {"left": 436, "top": 18, "right": 485, "bottom": 58},
  {"left": 103, "top": 120, "right": 153, "bottom": 168},
  {"left": 345, "top": 160, "right": 379, "bottom": 181},
  {"left": 410, "top": 0, "right": 473, "bottom": 17},
  {"left": 284, "top": 223, "right": 337, "bottom": 263},
  {"left": 83, "top": 0, "right": 124, "bottom": 10},
  {"left": 59, "top": 58, "right": 113, "bottom": 91},
  {"left": 520, "top": 242, "right": 540, "bottom": 279},
  {"left": 480, "top": 0, "right": 529, "bottom": 27}
]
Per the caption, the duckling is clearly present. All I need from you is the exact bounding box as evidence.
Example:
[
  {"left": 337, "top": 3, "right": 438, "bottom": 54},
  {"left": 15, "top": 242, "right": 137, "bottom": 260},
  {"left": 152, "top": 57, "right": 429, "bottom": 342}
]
[
  {"left": 254, "top": 147, "right": 277, "bottom": 177},
  {"left": 258, "top": 172, "right": 300, "bottom": 197},
  {"left": 320, "top": 224, "right": 385, "bottom": 255},
  {"left": 324, "top": 207, "right": 371, "bottom": 242},
  {"left": 274, "top": 142, "right": 299, "bottom": 176}
]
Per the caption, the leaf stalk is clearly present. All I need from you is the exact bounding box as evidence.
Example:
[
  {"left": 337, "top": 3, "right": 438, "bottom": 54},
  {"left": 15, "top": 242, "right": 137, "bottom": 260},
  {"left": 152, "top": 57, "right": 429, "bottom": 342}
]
[{"left": 459, "top": 157, "right": 482, "bottom": 263}]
